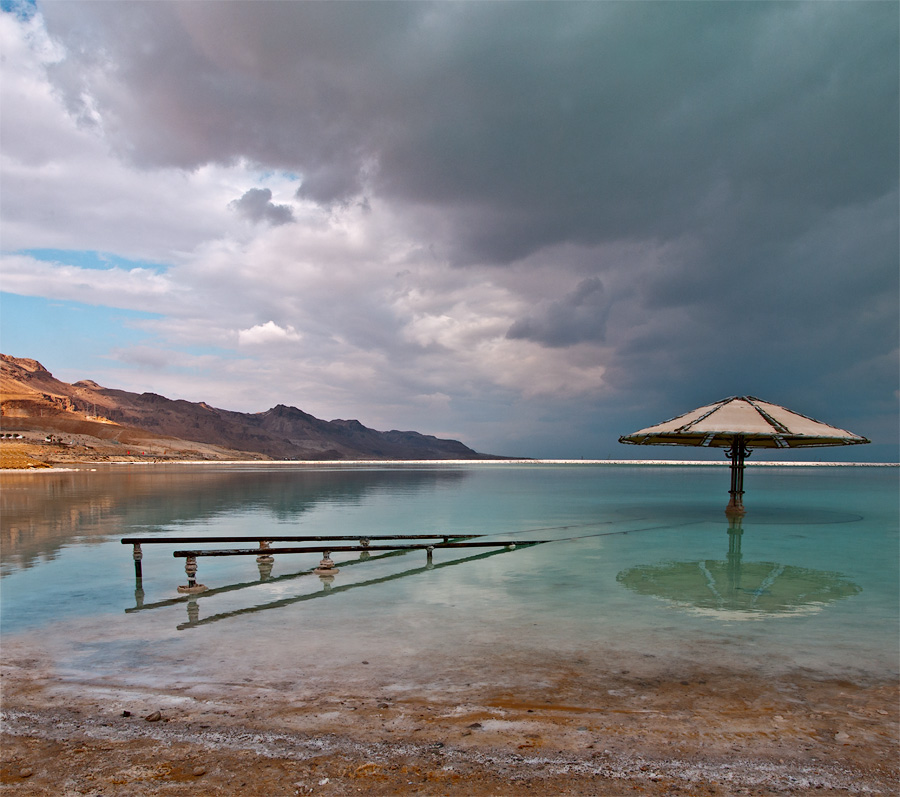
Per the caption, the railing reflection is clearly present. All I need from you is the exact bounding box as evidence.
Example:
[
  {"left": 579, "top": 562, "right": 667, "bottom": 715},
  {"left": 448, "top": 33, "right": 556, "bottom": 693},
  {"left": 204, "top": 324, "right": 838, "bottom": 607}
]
[
  {"left": 126, "top": 544, "right": 536, "bottom": 630},
  {"left": 175, "top": 546, "right": 526, "bottom": 630},
  {"left": 125, "top": 547, "right": 414, "bottom": 614}
]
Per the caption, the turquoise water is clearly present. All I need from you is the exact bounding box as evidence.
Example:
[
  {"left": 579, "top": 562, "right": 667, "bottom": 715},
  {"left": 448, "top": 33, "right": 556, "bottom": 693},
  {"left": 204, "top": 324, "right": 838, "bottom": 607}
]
[{"left": 1, "top": 463, "right": 897, "bottom": 690}]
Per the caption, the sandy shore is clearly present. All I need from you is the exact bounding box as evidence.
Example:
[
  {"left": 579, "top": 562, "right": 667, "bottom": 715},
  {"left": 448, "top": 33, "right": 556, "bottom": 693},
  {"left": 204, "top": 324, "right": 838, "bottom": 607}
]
[{"left": 2, "top": 653, "right": 897, "bottom": 796}]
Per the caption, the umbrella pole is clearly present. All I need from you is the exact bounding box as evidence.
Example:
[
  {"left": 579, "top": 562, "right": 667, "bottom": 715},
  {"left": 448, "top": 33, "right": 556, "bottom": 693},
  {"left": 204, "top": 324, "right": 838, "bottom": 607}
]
[
  {"left": 725, "top": 436, "right": 748, "bottom": 516},
  {"left": 726, "top": 516, "right": 744, "bottom": 597}
]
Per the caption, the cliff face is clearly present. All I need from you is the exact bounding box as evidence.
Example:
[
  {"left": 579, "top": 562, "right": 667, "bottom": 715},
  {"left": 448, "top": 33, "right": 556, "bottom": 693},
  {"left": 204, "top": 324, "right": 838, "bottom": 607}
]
[{"left": 0, "top": 354, "right": 496, "bottom": 461}]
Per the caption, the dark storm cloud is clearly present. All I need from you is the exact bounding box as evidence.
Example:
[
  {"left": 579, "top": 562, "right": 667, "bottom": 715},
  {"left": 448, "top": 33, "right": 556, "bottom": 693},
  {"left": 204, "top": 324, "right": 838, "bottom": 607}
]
[
  {"left": 41, "top": 0, "right": 419, "bottom": 199},
  {"left": 230, "top": 188, "right": 294, "bottom": 226},
  {"left": 507, "top": 277, "right": 611, "bottom": 347},
  {"left": 38, "top": 1, "right": 897, "bottom": 258}
]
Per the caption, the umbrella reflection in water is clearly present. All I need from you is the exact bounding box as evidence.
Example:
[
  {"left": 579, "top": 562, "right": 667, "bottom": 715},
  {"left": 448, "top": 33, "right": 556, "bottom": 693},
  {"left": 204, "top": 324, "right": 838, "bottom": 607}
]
[{"left": 617, "top": 517, "right": 862, "bottom": 619}]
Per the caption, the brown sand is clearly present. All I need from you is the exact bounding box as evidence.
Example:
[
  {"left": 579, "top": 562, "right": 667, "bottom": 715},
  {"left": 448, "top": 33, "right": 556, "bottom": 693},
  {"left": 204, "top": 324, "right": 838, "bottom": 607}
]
[{"left": 2, "top": 653, "right": 897, "bottom": 796}]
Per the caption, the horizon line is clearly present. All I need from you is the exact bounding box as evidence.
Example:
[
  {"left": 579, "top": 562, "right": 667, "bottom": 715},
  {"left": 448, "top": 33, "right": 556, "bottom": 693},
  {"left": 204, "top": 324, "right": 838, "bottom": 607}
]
[{"left": 106, "top": 459, "right": 898, "bottom": 467}]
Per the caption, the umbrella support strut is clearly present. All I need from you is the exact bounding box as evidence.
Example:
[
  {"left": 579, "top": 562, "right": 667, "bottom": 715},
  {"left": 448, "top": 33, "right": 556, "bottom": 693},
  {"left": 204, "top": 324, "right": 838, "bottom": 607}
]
[{"left": 725, "top": 436, "right": 749, "bottom": 516}]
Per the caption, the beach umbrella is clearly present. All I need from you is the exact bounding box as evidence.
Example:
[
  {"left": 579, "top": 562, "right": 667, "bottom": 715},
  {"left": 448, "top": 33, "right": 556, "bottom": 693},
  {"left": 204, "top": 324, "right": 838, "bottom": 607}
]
[
  {"left": 616, "top": 518, "right": 862, "bottom": 619},
  {"left": 619, "top": 396, "right": 869, "bottom": 515}
]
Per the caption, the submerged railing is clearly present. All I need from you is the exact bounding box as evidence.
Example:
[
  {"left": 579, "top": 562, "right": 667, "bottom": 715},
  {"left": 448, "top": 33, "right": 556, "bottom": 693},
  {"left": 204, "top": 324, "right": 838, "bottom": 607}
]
[
  {"left": 121, "top": 534, "right": 479, "bottom": 579},
  {"left": 125, "top": 545, "right": 409, "bottom": 612},
  {"left": 172, "top": 541, "right": 535, "bottom": 592},
  {"left": 121, "top": 533, "right": 546, "bottom": 594}
]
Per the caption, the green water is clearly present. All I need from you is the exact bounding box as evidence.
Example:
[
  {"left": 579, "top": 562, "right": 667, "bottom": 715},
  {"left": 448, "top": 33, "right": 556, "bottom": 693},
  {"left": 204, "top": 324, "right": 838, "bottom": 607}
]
[{"left": 1, "top": 463, "right": 897, "bottom": 690}]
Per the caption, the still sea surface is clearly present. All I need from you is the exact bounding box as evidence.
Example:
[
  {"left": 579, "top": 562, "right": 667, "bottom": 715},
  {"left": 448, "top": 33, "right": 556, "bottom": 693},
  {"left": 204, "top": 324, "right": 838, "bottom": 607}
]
[{"left": 1, "top": 462, "right": 897, "bottom": 694}]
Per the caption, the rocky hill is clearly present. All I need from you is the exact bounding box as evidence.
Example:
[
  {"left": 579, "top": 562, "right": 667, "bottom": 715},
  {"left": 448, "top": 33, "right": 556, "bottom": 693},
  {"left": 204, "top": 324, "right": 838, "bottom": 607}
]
[{"left": 0, "top": 354, "right": 498, "bottom": 463}]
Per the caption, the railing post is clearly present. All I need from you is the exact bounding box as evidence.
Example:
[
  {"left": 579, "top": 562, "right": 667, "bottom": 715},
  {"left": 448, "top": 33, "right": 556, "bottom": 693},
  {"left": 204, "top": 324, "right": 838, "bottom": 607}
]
[
  {"left": 358, "top": 538, "right": 371, "bottom": 561},
  {"left": 177, "top": 555, "right": 208, "bottom": 594},
  {"left": 132, "top": 543, "right": 143, "bottom": 579},
  {"left": 256, "top": 540, "right": 274, "bottom": 564},
  {"left": 314, "top": 551, "right": 340, "bottom": 576},
  {"left": 256, "top": 540, "right": 274, "bottom": 579}
]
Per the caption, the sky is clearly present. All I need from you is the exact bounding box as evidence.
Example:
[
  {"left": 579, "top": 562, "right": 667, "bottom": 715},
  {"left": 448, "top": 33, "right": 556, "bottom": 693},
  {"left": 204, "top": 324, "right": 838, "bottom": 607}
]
[{"left": 0, "top": 1, "right": 897, "bottom": 461}]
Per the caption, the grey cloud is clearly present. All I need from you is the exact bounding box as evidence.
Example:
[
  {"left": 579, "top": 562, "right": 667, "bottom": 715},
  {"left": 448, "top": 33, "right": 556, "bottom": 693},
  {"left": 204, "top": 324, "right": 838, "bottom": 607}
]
[
  {"left": 230, "top": 188, "right": 294, "bottom": 226},
  {"left": 41, "top": 0, "right": 418, "bottom": 186},
  {"left": 507, "top": 277, "right": 611, "bottom": 347},
  {"left": 40, "top": 3, "right": 897, "bottom": 258},
  {"left": 295, "top": 164, "right": 366, "bottom": 206},
  {"left": 28, "top": 1, "right": 899, "bottom": 455}
]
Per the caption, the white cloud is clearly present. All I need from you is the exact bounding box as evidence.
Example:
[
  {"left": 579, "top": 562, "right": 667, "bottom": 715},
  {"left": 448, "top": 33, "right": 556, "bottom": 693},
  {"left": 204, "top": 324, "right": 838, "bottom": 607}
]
[
  {"left": 0, "top": 254, "right": 175, "bottom": 308},
  {"left": 237, "top": 321, "right": 301, "bottom": 347}
]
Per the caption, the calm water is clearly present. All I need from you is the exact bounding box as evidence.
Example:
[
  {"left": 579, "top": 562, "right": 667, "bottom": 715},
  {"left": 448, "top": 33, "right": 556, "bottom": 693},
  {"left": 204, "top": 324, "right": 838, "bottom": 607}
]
[{"left": 1, "top": 462, "right": 897, "bottom": 692}]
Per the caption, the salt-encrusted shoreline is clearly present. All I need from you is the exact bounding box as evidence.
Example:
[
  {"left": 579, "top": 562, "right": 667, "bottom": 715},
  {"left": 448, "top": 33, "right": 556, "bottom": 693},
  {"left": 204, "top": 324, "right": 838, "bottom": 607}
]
[
  {"left": 2, "top": 655, "right": 896, "bottom": 795},
  {"left": 0, "top": 705, "right": 888, "bottom": 796},
  {"left": 3, "top": 459, "right": 896, "bottom": 474}
]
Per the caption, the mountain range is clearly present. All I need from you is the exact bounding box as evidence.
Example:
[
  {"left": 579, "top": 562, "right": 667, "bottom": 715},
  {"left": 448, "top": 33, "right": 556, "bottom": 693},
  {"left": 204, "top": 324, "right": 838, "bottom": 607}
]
[{"left": 0, "top": 354, "right": 500, "bottom": 462}]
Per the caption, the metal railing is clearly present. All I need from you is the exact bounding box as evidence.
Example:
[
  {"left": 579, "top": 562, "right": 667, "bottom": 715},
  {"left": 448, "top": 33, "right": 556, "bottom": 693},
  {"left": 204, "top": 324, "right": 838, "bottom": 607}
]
[
  {"left": 121, "top": 533, "right": 480, "bottom": 579},
  {"left": 122, "top": 533, "right": 551, "bottom": 594}
]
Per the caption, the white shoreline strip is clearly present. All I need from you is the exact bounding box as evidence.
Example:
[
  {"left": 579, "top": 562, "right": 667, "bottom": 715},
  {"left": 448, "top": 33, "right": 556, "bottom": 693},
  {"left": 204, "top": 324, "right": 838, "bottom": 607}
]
[{"left": 17, "top": 459, "right": 893, "bottom": 468}]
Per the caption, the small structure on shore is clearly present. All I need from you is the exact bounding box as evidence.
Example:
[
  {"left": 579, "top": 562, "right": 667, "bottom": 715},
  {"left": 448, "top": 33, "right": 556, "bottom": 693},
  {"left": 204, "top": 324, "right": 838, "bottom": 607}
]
[{"left": 618, "top": 396, "right": 869, "bottom": 515}]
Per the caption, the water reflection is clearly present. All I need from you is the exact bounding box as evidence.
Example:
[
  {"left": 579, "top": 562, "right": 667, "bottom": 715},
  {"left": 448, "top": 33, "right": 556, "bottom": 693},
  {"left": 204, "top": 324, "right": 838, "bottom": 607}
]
[
  {"left": 0, "top": 465, "right": 468, "bottom": 575},
  {"left": 616, "top": 517, "right": 862, "bottom": 619},
  {"left": 125, "top": 543, "right": 539, "bottom": 631},
  {"left": 173, "top": 546, "right": 520, "bottom": 630},
  {"left": 125, "top": 548, "right": 415, "bottom": 614}
]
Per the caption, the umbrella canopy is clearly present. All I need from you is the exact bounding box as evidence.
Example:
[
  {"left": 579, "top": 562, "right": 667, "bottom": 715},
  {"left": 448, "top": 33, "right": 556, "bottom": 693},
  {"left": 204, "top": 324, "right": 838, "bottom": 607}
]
[
  {"left": 618, "top": 396, "right": 869, "bottom": 449},
  {"left": 619, "top": 396, "right": 869, "bottom": 515}
]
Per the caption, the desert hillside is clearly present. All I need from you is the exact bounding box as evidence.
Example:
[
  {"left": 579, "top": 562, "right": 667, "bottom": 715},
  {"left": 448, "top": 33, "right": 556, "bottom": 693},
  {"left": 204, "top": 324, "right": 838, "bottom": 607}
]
[{"left": 0, "top": 354, "right": 497, "bottom": 466}]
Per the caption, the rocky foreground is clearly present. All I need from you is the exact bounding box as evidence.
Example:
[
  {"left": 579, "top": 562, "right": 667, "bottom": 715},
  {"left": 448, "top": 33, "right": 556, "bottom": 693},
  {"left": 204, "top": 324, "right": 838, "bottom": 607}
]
[{"left": 1, "top": 652, "right": 896, "bottom": 796}]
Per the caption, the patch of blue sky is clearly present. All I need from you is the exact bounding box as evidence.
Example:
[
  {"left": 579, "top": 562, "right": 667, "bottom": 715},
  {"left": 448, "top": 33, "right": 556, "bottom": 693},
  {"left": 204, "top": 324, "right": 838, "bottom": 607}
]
[
  {"left": 0, "top": 292, "right": 158, "bottom": 375},
  {"left": 176, "top": 344, "right": 243, "bottom": 362},
  {"left": 257, "top": 170, "right": 302, "bottom": 183},
  {"left": 0, "top": 0, "right": 37, "bottom": 20},
  {"left": 20, "top": 249, "right": 170, "bottom": 274}
]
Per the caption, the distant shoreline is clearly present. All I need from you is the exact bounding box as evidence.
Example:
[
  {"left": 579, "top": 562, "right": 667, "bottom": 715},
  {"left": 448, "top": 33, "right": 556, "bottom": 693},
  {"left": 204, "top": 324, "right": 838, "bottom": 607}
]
[{"left": 2, "top": 458, "right": 896, "bottom": 473}]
